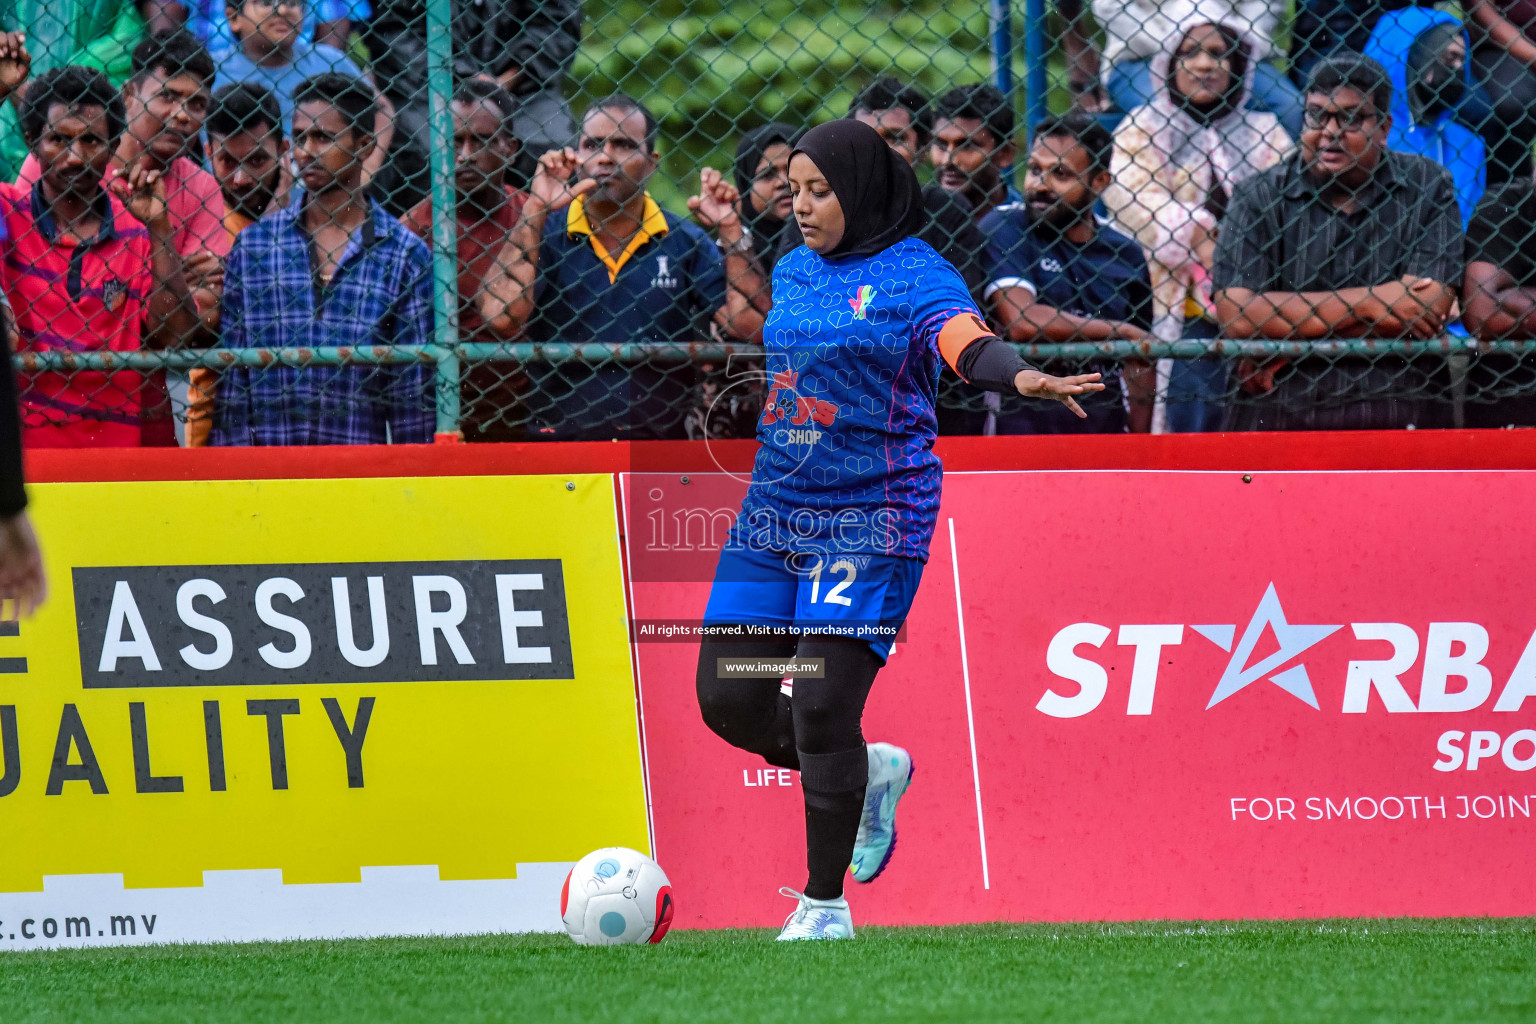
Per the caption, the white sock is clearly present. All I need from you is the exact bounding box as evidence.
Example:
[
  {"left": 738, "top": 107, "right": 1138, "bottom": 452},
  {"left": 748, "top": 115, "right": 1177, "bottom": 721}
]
[
  {"left": 806, "top": 893, "right": 847, "bottom": 908},
  {"left": 866, "top": 744, "right": 882, "bottom": 781}
]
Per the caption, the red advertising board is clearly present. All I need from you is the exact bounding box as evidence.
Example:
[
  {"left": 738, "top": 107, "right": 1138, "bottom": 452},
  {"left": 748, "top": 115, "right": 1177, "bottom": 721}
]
[{"left": 623, "top": 469, "right": 1536, "bottom": 927}]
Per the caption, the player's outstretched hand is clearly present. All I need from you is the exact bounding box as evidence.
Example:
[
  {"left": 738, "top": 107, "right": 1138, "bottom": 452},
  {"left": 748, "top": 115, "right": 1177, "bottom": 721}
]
[{"left": 1013, "top": 369, "right": 1106, "bottom": 419}]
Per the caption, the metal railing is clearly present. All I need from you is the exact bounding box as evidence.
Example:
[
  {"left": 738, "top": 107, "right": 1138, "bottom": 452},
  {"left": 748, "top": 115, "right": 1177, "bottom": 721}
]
[{"left": 21, "top": 337, "right": 1530, "bottom": 440}]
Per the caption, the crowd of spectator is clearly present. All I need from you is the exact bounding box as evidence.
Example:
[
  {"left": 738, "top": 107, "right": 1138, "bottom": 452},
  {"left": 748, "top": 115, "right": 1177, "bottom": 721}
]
[{"left": 4, "top": 2, "right": 1536, "bottom": 447}]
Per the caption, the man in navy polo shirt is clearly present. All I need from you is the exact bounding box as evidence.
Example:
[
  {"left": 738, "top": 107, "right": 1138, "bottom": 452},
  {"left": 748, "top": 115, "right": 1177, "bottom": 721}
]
[
  {"left": 981, "top": 112, "right": 1155, "bottom": 434},
  {"left": 480, "top": 94, "right": 763, "bottom": 440}
]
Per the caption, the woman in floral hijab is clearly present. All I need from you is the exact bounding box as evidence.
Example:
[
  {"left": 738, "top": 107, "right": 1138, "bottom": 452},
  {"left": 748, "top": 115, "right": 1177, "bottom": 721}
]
[{"left": 1103, "top": 16, "right": 1293, "bottom": 430}]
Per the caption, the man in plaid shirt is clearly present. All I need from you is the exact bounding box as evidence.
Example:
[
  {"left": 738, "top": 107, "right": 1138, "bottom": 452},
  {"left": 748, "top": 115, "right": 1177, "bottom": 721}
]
[{"left": 212, "top": 72, "right": 434, "bottom": 445}]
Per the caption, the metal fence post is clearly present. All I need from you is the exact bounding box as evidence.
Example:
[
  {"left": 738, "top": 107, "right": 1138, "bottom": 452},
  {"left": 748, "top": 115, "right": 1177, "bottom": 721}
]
[
  {"left": 426, "top": 0, "right": 461, "bottom": 440},
  {"left": 992, "top": 0, "right": 1016, "bottom": 204},
  {"left": 1023, "top": 0, "right": 1047, "bottom": 138},
  {"left": 991, "top": 0, "right": 1014, "bottom": 96},
  {"left": 1449, "top": 350, "right": 1469, "bottom": 429}
]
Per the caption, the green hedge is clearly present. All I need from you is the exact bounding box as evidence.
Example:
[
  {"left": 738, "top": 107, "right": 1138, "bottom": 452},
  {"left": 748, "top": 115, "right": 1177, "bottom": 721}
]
[{"left": 568, "top": 0, "right": 1021, "bottom": 209}]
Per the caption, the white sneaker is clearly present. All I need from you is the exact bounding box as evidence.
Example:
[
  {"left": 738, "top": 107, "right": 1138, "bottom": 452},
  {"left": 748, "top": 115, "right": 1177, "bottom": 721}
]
[
  {"left": 774, "top": 887, "right": 854, "bottom": 941},
  {"left": 850, "top": 742, "right": 913, "bottom": 883}
]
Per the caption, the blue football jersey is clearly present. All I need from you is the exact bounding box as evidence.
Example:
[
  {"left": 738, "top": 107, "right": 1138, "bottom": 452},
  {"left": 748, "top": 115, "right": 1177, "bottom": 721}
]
[{"left": 732, "top": 237, "right": 981, "bottom": 562}]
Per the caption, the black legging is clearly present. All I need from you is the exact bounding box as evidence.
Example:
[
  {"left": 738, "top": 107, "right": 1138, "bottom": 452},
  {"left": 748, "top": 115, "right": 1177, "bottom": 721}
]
[{"left": 696, "top": 627, "right": 883, "bottom": 900}]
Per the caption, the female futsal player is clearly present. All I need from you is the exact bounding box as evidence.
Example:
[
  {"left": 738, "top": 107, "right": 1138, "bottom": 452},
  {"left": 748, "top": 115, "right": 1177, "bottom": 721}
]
[{"left": 695, "top": 119, "right": 1103, "bottom": 941}]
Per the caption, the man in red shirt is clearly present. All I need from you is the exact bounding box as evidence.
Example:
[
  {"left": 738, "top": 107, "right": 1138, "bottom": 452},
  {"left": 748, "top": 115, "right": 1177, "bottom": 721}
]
[
  {"left": 0, "top": 65, "right": 198, "bottom": 447},
  {"left": 13, "top": 32, "right": 227, "bottom": 444},
  {"left": 402, "top": 78, "right": 527, "bottom": 441},
  {"left": 18, "top": 32, "right": 229, "bottom": 271}
]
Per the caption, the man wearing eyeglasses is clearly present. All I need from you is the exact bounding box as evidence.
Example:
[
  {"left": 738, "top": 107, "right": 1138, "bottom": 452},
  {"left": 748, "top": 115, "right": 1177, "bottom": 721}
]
[{"left": 1212, "top": 53, "right": 1463, "bottom": 430}]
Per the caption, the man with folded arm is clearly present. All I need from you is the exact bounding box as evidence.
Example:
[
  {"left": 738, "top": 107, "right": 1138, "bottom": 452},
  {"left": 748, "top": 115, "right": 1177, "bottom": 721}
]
[{"left": 1213, "top": 53, "right": 1462, "bottom": 430}]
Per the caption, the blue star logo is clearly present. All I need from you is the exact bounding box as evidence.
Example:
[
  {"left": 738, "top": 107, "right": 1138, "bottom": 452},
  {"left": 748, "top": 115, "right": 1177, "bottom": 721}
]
[{"left": 1192, "top": 583, "right": 1342, "bottom": 710}]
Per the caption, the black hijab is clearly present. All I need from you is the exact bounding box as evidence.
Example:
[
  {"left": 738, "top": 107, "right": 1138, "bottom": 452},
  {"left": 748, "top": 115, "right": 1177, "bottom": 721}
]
[
  {"left": 733, "top": 121, "right": 797, "bottom": 263},
  {"left": 792, "top": 119, "right": 924, "bottom": 260}
]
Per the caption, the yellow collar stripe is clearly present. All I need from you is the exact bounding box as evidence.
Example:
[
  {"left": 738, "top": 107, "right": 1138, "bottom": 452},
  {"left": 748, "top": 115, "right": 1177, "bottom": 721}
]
[{"left": 567, "top": 194, "right": 670, "bottom": 284}]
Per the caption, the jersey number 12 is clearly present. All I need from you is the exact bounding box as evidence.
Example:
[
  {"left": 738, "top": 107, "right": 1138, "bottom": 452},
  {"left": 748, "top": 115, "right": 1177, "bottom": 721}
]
[{"left": 807, "top": 558, "right": 856, "bottom": 606}]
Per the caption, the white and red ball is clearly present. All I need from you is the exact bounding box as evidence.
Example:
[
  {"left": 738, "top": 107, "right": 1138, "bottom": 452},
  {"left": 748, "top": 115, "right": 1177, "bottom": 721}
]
[{"left": 560, "top": 847, "right": 674, "bottom": 945}]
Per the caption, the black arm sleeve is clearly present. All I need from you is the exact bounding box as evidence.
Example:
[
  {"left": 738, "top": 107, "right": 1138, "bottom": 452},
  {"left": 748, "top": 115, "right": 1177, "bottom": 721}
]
[
  {"left": 954, "top": 333, "right": 1037, "bottom": 394},
  {"left": 0, "top": 300, "right": 26, "bottom": 518}
]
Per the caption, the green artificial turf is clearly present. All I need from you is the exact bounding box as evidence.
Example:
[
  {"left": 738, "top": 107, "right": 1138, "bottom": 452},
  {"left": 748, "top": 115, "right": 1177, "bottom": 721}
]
[{"left": 1, "top": 919, "right": 1532, "bottom": 1023}]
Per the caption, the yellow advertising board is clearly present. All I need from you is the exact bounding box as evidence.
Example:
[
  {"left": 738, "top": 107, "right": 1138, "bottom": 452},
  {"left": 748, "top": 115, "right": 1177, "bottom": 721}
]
[{"left": 0, "top": 473, "right": 646, "bottom": 947}]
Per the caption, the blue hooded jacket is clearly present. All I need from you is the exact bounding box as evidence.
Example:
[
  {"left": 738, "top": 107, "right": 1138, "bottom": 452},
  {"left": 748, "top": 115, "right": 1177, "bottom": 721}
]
[{"left": 1364, "top": 8, "right": 1485, "bottom": 226}]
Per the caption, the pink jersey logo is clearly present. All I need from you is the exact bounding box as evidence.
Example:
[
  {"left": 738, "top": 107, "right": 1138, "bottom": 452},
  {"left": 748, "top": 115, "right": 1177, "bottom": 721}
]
[{"left": 850, "top": 284, "right": 875, "bottom": 320}]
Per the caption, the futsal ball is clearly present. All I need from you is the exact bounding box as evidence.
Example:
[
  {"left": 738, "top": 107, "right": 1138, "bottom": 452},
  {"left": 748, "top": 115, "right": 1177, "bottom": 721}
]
[{"left": 560, "top": 847, "right": 675, "bottom": 945}]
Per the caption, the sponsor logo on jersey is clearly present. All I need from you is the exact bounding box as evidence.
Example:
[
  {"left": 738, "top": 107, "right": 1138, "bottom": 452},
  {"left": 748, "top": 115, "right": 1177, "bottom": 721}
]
[
  {"left": 850, "top": 284, "right": 875, "bottom": 319},
  {"left": 761, "top": 369, "right": 840, "bottom": 440}
]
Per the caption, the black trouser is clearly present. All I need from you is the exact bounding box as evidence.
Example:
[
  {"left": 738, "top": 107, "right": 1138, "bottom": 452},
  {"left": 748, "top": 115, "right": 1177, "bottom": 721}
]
[
  {"left": 1221, "top": 357, "right": 1451, "bottom": 431},
  {"left": 696, "top": 627, "right": 883, "bottom": 900},
  {"left": 1464, "top": 355, "right": 1536, "bottom": 428}
]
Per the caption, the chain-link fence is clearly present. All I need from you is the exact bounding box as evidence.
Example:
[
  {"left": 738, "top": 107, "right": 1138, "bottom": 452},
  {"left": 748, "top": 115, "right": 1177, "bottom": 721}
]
[{"left": 3, "top": 0, "right": 1536, "bottom": 445}]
